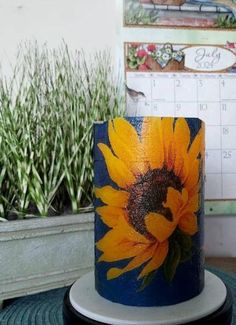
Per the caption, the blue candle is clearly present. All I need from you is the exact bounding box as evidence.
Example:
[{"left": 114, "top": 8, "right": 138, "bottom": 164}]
[{"left": 94, "top": 117, "right": 205, "bottom": 306}]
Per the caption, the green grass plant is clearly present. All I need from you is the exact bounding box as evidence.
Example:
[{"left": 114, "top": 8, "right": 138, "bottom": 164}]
[{"left": 0, "top": 43, "right": 124, "bottom": 220}]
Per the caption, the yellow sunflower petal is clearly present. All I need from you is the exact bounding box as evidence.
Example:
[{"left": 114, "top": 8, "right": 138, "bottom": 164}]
[
  {"left": 180, "top": 124, "right": 204, "bottom": 187},
  {"left": 174, "top": 119, "right": 190, "bottom": 177},
  {"left": 96, "top": 206, "right": 126, "bottom": 228},
  {"left": 179, "top": 156, "right": 190, "bottom": 184},
  {"left": 107, "top": 244, "right": 157, "bottom": 280},
  {"left": 96, "top": 226, "right": 125, "bottom": 253},
  {"left": 162, "top": 118, "right": 175, "bottom": 170},
  {"left": 99, "top": 241, "right": 148, "bottom": 263},
  {"left": 188, "top": 125, "right": 205, "bottom": 162},
  {"left": 145, "top": 213, "right": 176, "bottom": 242},
  {"left": 182, "top": 193, "right": 199, "bottom": 214},
  {"left": 141, "top": 117, "right": 164, "bottom": 170},
  {"left": 98, "top": 143, "right": 136, "bottom": 189},
  {"left": 184, "top": 160, "right": 200, "bottom": 196},
  {"left": 108, "top": 120, "right": 147, "bottom": 175},
  {"left": 174, "top": 119, "right": 190, "bottom": 153},
  {"left": 162, "top": 187, "right": 198, "bottom": 236},
  {"left": 138, "top": 240, "right": 169, "bottom": 279},
  {"left": 116, "top": 215, "right": 151, "bottom": 244},
  {"left": 96, "top": 213, "right": 150, "bottom": 256},
  {"left": 95, "top": 186, "right": 129, "bottom": 208},
  {"left": 163, "top": 187, "right": 183, "bottom": 220},
  {"left": 178, "top": 213, "right": 198, "bottom": 236},
  {"left": 182, "top": 188, "right": 189, "bottom": 205},
  {"left": 174, "top": 152, "right": 186, "bottom": 179},
  {"left": 112, "top": 118, "right": 141, "bottom": 147}
]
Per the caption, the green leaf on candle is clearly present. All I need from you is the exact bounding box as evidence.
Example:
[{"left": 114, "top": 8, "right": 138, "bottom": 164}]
[
  {"left": 163, "top": 240, "right": 181, "bottom": 283},
  {"left": 138, "top": 270, "right": 157, "bottom": 292}
]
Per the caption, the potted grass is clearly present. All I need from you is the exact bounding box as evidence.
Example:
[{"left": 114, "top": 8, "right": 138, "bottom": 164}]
[{"left": 0, "top": 42, "right": 124, "bottom": 305}]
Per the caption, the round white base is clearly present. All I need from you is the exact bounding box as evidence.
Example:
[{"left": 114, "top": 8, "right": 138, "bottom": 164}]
[{"left": 69, "top": 271, "right": 227, "bottom": 325}]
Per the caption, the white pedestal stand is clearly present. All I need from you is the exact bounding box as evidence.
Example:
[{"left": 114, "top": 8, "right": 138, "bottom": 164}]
[{"left": 66, "top": 271, "right": 229, "bottom": 325}]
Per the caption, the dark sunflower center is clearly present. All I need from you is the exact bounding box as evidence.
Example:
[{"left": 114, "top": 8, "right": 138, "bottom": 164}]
[{"left": 127, "top": 168, "right": 183, "bottom": 239}]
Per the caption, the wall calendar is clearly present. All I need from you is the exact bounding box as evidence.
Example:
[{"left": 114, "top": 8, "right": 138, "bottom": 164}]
[{"left": 125, "top": 42, "right": 236, "bottom": 212}]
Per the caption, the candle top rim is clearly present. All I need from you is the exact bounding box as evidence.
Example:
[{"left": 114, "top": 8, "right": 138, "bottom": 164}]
[{"left": 94, "top": 116, "right": 205, "bottom": 124}]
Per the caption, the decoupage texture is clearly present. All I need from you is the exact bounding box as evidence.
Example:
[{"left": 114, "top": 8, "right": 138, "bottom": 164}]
[{"left": 94, "top": 117, "right": 205, "bottom": 306}]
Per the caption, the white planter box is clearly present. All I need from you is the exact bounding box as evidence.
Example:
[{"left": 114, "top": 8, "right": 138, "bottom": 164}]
[{"left": 0, "top": 212, "right": 94, "bottom": 303}]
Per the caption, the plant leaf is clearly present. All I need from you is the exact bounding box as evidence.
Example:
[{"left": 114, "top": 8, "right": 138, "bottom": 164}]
[
  {"left": 163, "top": 240, "right": 181, "bottom": 283},
  {"left": 138, "top": 270, "right": 157, "bottom": 292}
]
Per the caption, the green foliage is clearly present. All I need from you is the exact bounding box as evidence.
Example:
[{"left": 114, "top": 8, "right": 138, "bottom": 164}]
[
  {"left": 163, "top": 229, "right": 193, "bottom": 283},
  {"left": 138, "top": 270, "right": 157, "bottom": 292},
  {"left": 216, "top": 14, "right": 236, "bottom": 28},
  {"left": 163, "top": 240, "right": 181, "bottom": 283},
  {"left": 137, "top": 229, "right": 194, "bottom": 290},
  {"left": 125, "top": 0, "right": 159, "bottom": 25},
  {"left": 127, "top": 46, "right": 146, "bottom": 70},
  {"left": 0, "top": 43, "right": 124, "bottom": 220}
]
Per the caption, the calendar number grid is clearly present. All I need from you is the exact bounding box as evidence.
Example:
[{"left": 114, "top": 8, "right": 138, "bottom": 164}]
[{"left": 126, "top": 72, "right": 236, "bottom": 201}]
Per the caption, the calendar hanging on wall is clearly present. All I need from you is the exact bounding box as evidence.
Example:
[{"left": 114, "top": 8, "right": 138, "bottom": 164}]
[
  {"left": 125, "top": 42, "right": 236, "bottom": 214},
  {"left": 116, "top": 0, "right": 236, "bottom": 214}
]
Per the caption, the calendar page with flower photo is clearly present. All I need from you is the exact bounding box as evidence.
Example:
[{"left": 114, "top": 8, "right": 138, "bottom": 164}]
[
  {"left": 125, "top": 41, "right": 236, "bottom": 214},
  {"left": 124, "top": 0, "right": 236, "bottom": 29}
]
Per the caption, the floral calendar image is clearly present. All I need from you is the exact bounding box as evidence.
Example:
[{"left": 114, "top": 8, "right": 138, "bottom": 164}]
[
  {"left": 126, "top": 42, "right": 236, "bottom": 72},
  {"left": 127, "top": 43, "right": 185, "bottom": 72},
  {"left": 125, "top": 42, "right": 236, "bottom": 202},
  {"left": 124, "top": 0, "right": 236, "bottom": 29}
]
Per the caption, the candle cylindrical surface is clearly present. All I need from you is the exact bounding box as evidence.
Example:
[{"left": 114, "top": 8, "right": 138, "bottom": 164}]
[{"left": 94, "top": 117, "right": 205, "bottom": 306}]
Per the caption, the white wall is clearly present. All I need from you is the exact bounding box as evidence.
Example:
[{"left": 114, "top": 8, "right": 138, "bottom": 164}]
[
  {"left": 0, "top": 0, "right": 235, "bottom": 257},
  {"left": 205, "top": 216, "right": 236, "bottom": 257},
  {"left": 0, "top": 0, "right": 117, "bottom": 76}
]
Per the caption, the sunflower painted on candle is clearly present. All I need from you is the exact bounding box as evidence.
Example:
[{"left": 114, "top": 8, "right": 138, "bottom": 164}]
[{"left": 95, "top": 117, "right": 204, "bottom": 288}]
